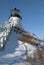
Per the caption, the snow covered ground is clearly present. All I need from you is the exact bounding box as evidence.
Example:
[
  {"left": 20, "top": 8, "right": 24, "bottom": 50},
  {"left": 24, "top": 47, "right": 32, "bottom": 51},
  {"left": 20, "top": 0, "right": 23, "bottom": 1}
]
[
  {"left": 0, "top": 26, "right": 44, "bottom": 65},
  {"left": 0, "top": 28, "right": 28, "bottom": 65}
]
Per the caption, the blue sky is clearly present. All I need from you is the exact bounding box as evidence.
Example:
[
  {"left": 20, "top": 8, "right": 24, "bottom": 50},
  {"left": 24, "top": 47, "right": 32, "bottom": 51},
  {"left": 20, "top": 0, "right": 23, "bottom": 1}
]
[{"left": 0, "top": 0, "right": 44, "bottom": 39}]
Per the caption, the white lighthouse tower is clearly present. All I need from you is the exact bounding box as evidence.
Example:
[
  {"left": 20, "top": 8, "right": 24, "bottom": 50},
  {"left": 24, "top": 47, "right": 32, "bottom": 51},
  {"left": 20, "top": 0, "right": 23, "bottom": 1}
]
[
  {"left": 9, "top": 8, "right": 22, "bottom": 28},
  {"left": 0, "top": 8, "right": 22, "bottom": 49}
]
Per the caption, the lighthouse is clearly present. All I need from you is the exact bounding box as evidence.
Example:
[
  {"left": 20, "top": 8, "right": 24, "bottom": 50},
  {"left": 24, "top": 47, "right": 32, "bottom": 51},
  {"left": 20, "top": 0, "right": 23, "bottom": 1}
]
[
  {"left": 0, "top": 8, "right": 22, "bottom": 49},
  {"left": 9, "top": 8, "right": 22, "bottom": 28}
]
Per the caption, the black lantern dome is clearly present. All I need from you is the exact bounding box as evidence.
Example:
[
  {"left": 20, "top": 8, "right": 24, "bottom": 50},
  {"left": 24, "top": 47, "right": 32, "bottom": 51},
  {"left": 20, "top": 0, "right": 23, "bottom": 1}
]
[{"left": 10, "top": 8, "right": 22, "bottom": 19}]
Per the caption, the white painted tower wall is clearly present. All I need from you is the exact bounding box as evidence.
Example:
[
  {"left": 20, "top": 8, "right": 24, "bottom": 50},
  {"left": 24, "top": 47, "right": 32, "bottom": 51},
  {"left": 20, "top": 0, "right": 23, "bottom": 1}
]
[{"left": 9, "top": 17, "right": 22, "bottom": 28}]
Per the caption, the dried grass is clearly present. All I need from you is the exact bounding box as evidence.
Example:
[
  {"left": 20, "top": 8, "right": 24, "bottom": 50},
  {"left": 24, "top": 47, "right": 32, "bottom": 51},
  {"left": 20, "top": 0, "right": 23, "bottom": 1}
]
[{"left": 26, "top": 46, "right": 44, "bottom": 65}]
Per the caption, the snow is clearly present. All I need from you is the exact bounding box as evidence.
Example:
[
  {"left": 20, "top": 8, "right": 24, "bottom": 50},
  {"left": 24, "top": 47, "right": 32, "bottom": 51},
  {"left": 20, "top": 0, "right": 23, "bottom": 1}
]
[
  {"left": 0, "top": 26, "right": 42, "bottom": 65},
  {"left": 0, "top": 28, "right": 27, "bottom": 65},
  {"left": 0, "top": 24, "right": 43, "bottom": 65}
]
